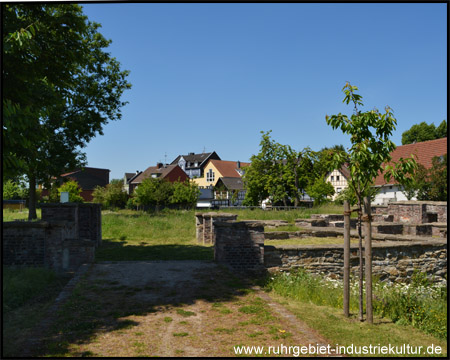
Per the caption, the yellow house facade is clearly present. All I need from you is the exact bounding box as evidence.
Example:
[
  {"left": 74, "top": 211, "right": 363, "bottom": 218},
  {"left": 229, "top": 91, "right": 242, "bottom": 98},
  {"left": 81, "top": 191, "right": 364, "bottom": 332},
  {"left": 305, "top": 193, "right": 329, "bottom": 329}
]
[{"left": 193, "top": 159, "right": 249, "bottom": 188}]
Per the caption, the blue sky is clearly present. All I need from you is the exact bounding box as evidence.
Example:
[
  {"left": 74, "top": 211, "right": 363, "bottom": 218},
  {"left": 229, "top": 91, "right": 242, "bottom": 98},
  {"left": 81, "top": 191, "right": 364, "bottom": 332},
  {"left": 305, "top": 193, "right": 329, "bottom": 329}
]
[{"left": 80, "top": 3, "right": 447, "bottom": 180}]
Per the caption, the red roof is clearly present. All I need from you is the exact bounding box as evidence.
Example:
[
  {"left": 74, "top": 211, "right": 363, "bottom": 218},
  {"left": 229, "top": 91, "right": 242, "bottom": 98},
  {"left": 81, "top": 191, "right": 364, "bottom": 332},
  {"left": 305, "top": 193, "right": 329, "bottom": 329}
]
[
  {"left": 209, "top": 160, "right": 250, "bottom": 178},
  {"left": 374, "top": 137, "right": 447, "bottom": 186}
]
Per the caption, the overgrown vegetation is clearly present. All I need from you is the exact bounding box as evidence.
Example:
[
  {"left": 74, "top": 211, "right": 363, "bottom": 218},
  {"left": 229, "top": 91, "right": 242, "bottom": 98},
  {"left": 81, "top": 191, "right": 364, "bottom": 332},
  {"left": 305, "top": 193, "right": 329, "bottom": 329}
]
[
  {"left": 266, "top": 269, "right": 447, "bottom": 340},
  {"left": 3, "top": 267, "right": 71, "bottom": 357}
]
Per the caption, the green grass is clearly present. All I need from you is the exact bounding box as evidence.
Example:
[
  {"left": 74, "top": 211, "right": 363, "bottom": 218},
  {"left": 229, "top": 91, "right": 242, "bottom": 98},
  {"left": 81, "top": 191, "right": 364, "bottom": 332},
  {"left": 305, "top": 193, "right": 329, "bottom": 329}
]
[
  {"left": 3, "top": 267, "right": 71, "bottom": 357},
  {"left": 265, "top": 237, "right": 359, "bottom": 246},
  {"left": 2, "top": 208, "right": 41, "bottom": 221},
  {"left": 266, "top": 269, "right": 447, "bottom": 341},
  {"left": 264, "top": 224, "right": 300, "bottom": 232}
]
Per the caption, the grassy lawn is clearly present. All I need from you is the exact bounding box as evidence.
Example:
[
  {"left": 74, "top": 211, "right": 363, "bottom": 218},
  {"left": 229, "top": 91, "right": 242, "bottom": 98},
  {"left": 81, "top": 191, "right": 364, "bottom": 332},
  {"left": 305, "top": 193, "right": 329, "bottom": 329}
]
[
  {"left": 268, "top": 292, "right": 447, "bottom": 357},
  {"left": 2, "top": 267, "right": 72, "bottom": 357},
  {"left": 265, "top": 236, "right": 360, "bottom": 246}
]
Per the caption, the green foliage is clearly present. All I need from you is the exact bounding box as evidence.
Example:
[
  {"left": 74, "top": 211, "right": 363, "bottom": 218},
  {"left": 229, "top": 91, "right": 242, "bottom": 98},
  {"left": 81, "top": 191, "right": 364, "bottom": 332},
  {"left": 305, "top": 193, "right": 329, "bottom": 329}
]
[
  {"left": 92, "top": 181, "right": 128, "bottom": 209},
  {"left": 2, "top": 179, "right": 28, "bottom": 200},
  {"left": 243, "top": 131, "right": 337, "bottom": 206},
  {"left": 57, "top": 180, "right": 84, "bottom": 203},
  {"left": 170, "top": 181, "right": 200, "bottom": 208},
  {"left": 408, "top": 154, "right": 448, "bottom": 201},
  {"left": 3, "top": 4, "right": 131, "bottom": 219},
  {"left": 401, "top": 120, "right": 447, "bottom": 145},
  {"left": 267, "top": 269, "right": 447, "bottom": 340},
  {"left": 326, "top": 83, "right": 417, "bottom": 208},
  {"left": 334, "top": 185, "right": 379, "bottom": 206},
  {"left": 305, "top": 178, "right": 334, "bottom": 205}
]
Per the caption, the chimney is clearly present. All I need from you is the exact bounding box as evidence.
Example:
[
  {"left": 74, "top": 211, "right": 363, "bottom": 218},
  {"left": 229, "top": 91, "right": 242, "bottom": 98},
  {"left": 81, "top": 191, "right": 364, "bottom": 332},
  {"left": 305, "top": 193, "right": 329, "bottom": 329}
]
[
  {"left": 237, "top": 160, "right": 240, "bottom": 169},
  {"left": 136, "top": 170, "right": 139, "bottom": 174},
  {"left": 189, "top": 152, "right": 195, "bottom": 155},
  {"left": 157, "top": 163, "right": 163, "bottom": 169}
]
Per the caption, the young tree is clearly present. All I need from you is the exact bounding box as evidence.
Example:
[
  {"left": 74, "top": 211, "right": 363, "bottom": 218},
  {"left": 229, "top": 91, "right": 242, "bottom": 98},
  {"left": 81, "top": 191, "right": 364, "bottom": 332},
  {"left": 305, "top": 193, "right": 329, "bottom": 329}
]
[
  {"left": 326, "top": 82, "right": 416, "bottom": 323},
  {"left": 305, "top": 178, "right": 335, "bottom": 205},
  {"left": 3, "top": 4, "right": 131, "bottom": 219}
]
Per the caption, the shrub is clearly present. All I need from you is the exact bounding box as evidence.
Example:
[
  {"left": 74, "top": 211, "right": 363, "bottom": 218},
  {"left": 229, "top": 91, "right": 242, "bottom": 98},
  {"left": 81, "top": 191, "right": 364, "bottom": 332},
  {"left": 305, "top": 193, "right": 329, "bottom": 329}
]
[
  {"left": 57, "top": 180, "right": 84, "bottom": 203},
  {"left": 92, "top": 180, "right": 128, "bottom": 209}
]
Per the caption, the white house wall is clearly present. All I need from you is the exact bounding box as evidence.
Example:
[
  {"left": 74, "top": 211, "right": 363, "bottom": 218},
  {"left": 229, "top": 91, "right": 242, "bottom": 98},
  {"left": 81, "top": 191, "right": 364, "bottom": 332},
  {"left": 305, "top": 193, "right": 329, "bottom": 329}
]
[{"left": 372, "top": 185, "right": 415, "bottom": 205}]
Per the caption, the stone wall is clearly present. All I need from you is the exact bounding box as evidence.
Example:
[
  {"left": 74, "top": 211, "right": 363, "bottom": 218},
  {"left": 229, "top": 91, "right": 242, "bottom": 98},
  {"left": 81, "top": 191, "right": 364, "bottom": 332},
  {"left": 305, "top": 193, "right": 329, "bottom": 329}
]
[
  {"left": 41, "top": 203, "right": 102, "bottom": 247},
  {"left": 265, "top": 241, "right": 447, "bottom": 283},
  {"left": 195, "top": 212, "right": 237, "bottom": 244},
  {"left": 3, "top": 203, "right": 100, "bottom": 272},
  {"left": 3, "top": 221, "right": 95, "bottom": 272},
  {"left": 386, "top": 201, "right": 447, "bottom": 224},
  {"left": 214, "top": 221, "right": 265, "bottom": 273}
]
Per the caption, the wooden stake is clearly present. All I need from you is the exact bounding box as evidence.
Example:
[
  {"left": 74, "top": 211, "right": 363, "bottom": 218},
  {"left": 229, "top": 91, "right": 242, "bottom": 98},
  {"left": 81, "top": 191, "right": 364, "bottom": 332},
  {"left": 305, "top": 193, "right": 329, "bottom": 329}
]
[
  {"left": 364, "top": 196, "right": 373, "bottom": 324},
  {"left": 343, "top": 200, "right": 351, "bottom": 317}
]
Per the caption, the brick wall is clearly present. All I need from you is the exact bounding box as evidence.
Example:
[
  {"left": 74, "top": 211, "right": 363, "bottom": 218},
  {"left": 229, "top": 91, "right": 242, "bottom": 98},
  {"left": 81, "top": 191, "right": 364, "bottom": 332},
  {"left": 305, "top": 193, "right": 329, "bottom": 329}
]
[
  {"left": 214, "top": 221, "right": 265, "bottom": 273},
  {"left": 41, "top": 203, "right": 102, "bottom": 247},
  {"left": 387, "top": 201, "right": 447, "bottom": 224},
  {"left": 3, "top": 203, "right": 101, "bottom": 272},
  {"left": 195, "top": 212, "right": 238, "bottom": 244}
]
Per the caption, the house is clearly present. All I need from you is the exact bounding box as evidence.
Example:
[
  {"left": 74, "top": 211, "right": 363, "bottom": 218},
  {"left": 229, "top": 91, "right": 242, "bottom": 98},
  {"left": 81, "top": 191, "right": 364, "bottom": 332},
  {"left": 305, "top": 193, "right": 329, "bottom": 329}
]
[
  {"left": 325, "top": 165, "right": 350, "bottom": 200},
  {"left": 193, "top": 159, "right": 250, "bottom": 207},
  {"left": 123, "top": 171, "right": 142, "bottom": 195},
  {"left": 171, "top": 151, "right": 221, "bottom": 179},
  {"left": 41, "top": 167, "right": 110, "bottom": 202},
  {"left": 372, "top": 137, "right": 447, "bottom": 205},
  {"left": 129, "top": 163, "right": 188, "bottom": 193}
]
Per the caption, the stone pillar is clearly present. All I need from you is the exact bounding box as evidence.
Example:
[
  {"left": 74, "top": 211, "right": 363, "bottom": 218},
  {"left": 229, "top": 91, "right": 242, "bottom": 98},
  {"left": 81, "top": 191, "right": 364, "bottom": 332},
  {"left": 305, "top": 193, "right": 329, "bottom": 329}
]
[
  {"left": 214, "top": 221, "right": 265, "bottom": 273},
  {"left": 195, "top": 212, "right": 238, "bottom": 244}
]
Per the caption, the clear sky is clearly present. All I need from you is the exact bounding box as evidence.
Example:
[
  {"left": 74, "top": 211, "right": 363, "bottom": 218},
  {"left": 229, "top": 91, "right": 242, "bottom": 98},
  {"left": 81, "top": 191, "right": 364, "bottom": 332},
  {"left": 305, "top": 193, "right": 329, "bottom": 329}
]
[{"left": 80, "top": 3, "right": 447, "bottom": 180}]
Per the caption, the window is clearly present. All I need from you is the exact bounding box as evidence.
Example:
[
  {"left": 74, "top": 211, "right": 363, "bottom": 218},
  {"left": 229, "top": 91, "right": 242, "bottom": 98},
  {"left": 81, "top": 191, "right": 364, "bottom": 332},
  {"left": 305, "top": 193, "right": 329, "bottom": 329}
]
[
  {"left": 337, "top": 188, "right": 341, "bottom": 193},
  {"left": 336, "top": 175, "right": 340, "bottom": 181},
  {"left": 330, "top": 176, "right": 334, "bottom": 181},
  {"left": 206, "top": 169, "right": 215, "bottom": 182}
]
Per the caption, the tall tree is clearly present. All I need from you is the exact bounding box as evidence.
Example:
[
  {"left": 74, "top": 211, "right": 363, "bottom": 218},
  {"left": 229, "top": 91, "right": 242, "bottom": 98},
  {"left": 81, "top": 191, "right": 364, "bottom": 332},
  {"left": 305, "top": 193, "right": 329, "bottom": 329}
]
[
  {"left": 326, "top": 82, "right": 416, "bottom": 323},
  {"left": 401, "top": 120, "right": 447, "bottom": 145},
  {"left": 3, "top": 4, "right": 131, "bottom": 219}
]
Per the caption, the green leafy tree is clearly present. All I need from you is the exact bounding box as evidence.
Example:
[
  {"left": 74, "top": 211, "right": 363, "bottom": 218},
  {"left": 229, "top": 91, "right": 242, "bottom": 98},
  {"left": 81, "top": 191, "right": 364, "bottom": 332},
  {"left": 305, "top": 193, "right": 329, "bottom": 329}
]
[
  {"left": 133, "top": 178, "right": 174, "bottom": 211},
  {"left": 92, "top": 180, "right": 128, "bottom": 209},
  {"left": 3, "top": 4, "right": 131, "bottom": 219},
  {"left": 401, "top": 120, "right": 447, "bottom": 145},
  {"left": 170, "top": 181, "right": 200, "bottom": 209},
  {"left": 406, "top": 154, "right": 447, "bottom": 201},
  {"left": 57, "top": 180, "right": 84, "bottom": 203},
  {"left": 326, "top": 82, "right": 417, "bottom": 323},
  {"left": 305, "top": 178, "right": 335, "bottom": 205},
  {"left": 243, "top": 131, "right": 318, "bottom": 206}
]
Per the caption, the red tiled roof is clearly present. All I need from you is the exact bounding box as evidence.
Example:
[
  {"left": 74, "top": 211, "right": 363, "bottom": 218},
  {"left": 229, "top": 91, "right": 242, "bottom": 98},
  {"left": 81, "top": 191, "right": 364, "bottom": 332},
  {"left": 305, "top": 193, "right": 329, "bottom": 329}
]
[
  {"left": 374, "top": 138, "right": 447, "bottom": 186},
  {"left": 209, "top": 160, "right": 250, "bottom": 178},
  {"left": 131, "top": 164, "right": 186, "bottom": 184}
]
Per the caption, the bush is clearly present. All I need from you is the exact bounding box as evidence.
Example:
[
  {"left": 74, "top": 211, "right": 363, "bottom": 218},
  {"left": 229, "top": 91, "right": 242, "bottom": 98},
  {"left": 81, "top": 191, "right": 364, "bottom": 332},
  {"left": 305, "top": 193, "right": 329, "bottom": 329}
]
[
  {"left": 57, "top": 180, "right": 84, "bottom": 203},
  {"left": 133, "top": 178, "right": 200, "bottom": 211},
  {"left": 92, "top": 180, "right": 128, "bottom": 209}
]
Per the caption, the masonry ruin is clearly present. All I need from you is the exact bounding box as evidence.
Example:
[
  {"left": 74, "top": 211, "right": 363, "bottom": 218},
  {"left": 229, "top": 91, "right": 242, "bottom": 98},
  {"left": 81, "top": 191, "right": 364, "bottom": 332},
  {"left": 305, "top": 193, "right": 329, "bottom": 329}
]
[
  {"left": 3, "top": 203, "right": 101, "bottom": 272},
  {"left": 208, "top": 200, "right": 447, "bottom": 282}
]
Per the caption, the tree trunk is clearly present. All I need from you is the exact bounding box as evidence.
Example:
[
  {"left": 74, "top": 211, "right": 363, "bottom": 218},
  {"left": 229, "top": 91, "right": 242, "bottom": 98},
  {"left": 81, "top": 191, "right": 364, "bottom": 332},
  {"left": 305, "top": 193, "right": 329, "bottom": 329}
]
[
  {"left": 28, "top": 175, "right": 37, "bottom": 220},
  {"left": 357, "top": 198, "right": 364, "bottom": 322},
  {"left": 364, "top": 196, "right": 373, "bottom": 324},
  {"left": 343, "top": 200, "right": 351, "bottom": 317}
]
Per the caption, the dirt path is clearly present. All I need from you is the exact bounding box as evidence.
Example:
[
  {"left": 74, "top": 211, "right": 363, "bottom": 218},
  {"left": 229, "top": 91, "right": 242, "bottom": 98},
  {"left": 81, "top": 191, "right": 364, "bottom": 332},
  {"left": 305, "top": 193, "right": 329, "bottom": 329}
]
[{"left": 31, "top": 260, "right": 334, "bottom": 357}]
